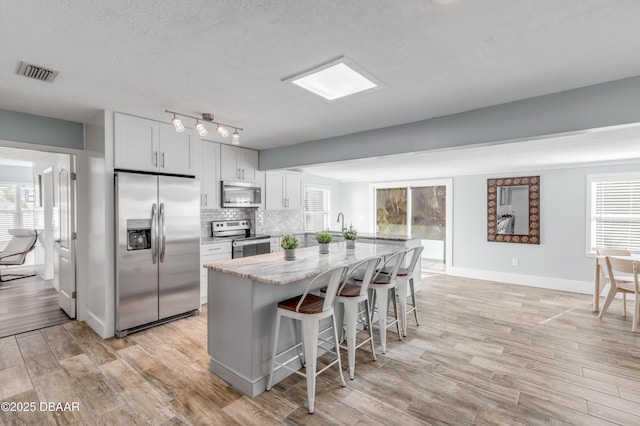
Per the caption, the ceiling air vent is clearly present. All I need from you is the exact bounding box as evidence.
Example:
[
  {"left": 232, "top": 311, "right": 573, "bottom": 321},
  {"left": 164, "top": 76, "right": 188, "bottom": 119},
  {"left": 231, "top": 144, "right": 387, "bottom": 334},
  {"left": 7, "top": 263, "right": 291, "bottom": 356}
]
[{"left": 16, "top": 61, "right": 59, "bottom": 83}]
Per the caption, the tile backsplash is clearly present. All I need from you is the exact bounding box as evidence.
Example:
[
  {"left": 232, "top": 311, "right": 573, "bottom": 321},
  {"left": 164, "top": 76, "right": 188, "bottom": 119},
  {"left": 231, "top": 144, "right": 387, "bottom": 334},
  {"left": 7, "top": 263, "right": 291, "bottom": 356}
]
[
  {"left": 200, "top": 208, "right": 256, "bottom": 237},
  {"left": 200, "top": 208, "right": 304, "bottom": 238},
  {"left": 254, "top": 209, "right": 304, "bottom": 234}
]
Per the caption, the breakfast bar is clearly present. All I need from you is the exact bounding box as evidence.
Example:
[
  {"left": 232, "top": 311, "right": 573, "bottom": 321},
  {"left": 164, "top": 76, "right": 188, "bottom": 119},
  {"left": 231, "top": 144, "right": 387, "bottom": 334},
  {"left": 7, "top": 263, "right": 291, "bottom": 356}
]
[{"left": 205, "top": 241, "right": 403, "bottom": 397}]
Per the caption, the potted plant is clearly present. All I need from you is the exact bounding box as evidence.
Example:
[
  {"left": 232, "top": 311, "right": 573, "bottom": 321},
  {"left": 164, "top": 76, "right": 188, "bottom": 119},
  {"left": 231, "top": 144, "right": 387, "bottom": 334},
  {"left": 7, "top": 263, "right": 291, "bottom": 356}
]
[
  {"left": 316, "top": 230, "right": 332, "bottom": 254},
  {"left": 343, "top": 225, "right": 358, "bottom": 249},
  {"left": 280, "top": 235, "right": 299, "bottom": 260}
]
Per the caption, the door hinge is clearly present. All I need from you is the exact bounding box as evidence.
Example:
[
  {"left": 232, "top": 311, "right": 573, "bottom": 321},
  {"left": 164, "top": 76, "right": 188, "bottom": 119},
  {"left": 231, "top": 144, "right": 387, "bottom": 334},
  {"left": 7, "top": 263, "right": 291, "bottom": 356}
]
[
  {"left": 71, "top": 172, "right": 77, "bottom": 180},
  {"left": 71, "top": 232, "right": 77, "bottom": 240},
  {"left": 71, "top": 291, "right": 77, "bottom": 299}
]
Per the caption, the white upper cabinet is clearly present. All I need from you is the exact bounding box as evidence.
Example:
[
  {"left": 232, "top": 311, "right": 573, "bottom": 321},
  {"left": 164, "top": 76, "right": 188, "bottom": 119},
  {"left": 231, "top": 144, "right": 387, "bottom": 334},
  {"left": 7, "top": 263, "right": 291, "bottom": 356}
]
[
  {"left": 200, "top": 140, "right": 220, "bottom": 209},
  {"left": 114, "top": 113, "right": 196, "bottom": 176},
  {"left": 220, "top": 144, "right": 258, "bottom": 182},
  {"left": 265, "top": 171, "right": 303, "bottom": 210}
]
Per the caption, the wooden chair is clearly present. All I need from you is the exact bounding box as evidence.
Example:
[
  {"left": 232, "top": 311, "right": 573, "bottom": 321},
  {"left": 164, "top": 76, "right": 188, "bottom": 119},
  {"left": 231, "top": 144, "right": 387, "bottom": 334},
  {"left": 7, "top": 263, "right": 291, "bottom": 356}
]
[
  {"left": 596, "top": 248, "right": 633, "bottom": 314},
  {"left": 266, "top": 265, "right": 348, "bottom": 414},
  {"left": 0, "top": 229, "right": 38, "bottom": 285},
  {"left": 599, "top": 256, "right": 640, "bottom": 332}
]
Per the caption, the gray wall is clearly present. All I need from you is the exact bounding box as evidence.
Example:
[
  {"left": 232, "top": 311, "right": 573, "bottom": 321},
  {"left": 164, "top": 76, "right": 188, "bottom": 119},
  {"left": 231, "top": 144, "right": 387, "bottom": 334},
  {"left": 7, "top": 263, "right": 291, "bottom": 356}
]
[
  {"left": 453, "top": 163, "right": 640, "bottom": 284},
  {"left": 260, "top": 74, "right": 640, "bottom": 170},
  {"left": 0, "top": 109, "right": 83, "bottom": 150}
]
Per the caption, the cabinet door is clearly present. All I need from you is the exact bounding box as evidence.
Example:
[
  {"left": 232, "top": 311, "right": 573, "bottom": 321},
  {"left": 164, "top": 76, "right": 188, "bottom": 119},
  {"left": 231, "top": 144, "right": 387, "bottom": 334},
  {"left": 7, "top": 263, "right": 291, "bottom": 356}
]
[
  {"left": 114, "top": 113, "right": 158, "bottom": 172},
  {"left": 159, "top": 124, "right": 195, "bottom": 175},
  {"left": 201, "top": 141, "right": 220, "bottom": 208},
  {"left": 220, "top": 144, "right": 239, "bottom": 181},
  {"left": 285, "top": 173, "right": 303, "bottom": 210},
  {"left": 238, "top": 148, "right": 258, "bottom": 181},
  {"left": 266, "top": 171, "right": 285, "bottom": 210}
]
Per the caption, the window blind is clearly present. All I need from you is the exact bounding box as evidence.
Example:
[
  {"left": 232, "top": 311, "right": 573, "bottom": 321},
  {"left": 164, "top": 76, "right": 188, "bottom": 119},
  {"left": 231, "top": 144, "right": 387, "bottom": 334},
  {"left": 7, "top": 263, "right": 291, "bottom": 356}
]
[
  {"left": 590, "top": 178, "right": 640, "bottom": 252},
  {"left": 304, "top": 185, "right": 329, "bottom": 232}
]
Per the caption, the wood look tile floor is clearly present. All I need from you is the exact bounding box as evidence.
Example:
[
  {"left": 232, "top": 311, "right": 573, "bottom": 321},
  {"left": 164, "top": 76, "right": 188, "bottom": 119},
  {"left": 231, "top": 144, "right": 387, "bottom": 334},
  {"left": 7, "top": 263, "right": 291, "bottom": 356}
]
[
  {"left": 0, "top": 269, "right": 72, "bottom": 338},
  {"left": 2, "top": 274, "right": 640, "bottom": 425}
]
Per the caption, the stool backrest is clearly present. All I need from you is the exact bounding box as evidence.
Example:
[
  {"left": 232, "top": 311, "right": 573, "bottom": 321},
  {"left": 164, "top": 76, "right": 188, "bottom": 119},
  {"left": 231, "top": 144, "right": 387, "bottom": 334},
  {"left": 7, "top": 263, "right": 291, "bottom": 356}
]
[
  {"left": 606, "top": 256, "right": 640, "bottom": 293},
  {"left": 375, "top": 250, "right": 406, "bottom": 283},
  {"left": 296, "top": 265, "right": 349, "bottom": 313},
  {"left": 405, "top": 246, "right": 424, "bottom": 276},
  {"left": 339, "top": 256, "right": 382, "bottom": 296}
]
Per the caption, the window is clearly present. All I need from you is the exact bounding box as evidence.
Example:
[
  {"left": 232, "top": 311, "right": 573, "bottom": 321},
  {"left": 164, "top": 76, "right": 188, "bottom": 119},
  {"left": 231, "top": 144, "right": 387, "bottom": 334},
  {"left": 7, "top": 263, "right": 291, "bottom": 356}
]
[
  {"left": 0, "top": 180, "right": 35, "bottom": 249},
  {"left": 304, "top": 185, "right": 330, "bottom": 232},
  {"left": 588, "top": 174, "right": 640, "bottom": 253}
]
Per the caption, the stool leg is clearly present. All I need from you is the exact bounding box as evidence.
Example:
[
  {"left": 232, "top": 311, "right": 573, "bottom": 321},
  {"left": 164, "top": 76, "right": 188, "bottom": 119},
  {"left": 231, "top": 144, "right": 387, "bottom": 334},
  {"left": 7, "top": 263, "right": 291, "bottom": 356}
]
[
  {"left": 294, "top": 318, "right": 305, "bottom": 367},
  {"left": 364, "top": 299, "right": 377, "bottom": 361},
  {"left": 343, "top": 299, "right": 357, "bottom": 380},
  {"left": 391, "top": 287, "right": 403, "bottom": 341},
  {"left": 266, "top": 310, "right": 282, "bottom": 391},
  {"left": 396, "top": 276, "right": 408, "bottom": 337},
  {"left": 410, "top": 277, "right": 419, "bottom": 326},
  {"left": 376, "top": 288, "right": 388, "bottom": 353},
  {"left": 624, "top": 293, "right": 628, "bottom": 317},
  {"left": 331, "top": 313, "right": 347, "bottom": 387},
  {"left": 302, "top": 317, "right": 319, "bottom": 414}
]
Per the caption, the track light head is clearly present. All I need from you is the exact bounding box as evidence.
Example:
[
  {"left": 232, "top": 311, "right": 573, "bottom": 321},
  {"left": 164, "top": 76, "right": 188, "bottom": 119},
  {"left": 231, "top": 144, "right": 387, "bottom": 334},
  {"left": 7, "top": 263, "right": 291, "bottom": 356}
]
[
  {"left": 231, "top": 129, "right": 240, "bottom": 145},
  {"left": 195, "top": 121, "right": 208, "bottom": 137},
  {"left": 171, "top": 115, "right": 185, "bottom": 132},
  {"left": 217, "top": 124, "right": 230, "bottom": 138}
]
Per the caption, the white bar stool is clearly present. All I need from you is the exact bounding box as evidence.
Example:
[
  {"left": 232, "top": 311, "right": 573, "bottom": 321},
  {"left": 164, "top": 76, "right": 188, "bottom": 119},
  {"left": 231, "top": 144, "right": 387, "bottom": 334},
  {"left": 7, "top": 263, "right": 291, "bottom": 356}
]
[
  {"left": 266, "top": 265, "right": 348, "bottom": 414},
  {"left": 333, "top": 256, "right": 382, "bottom": 379},
  {"left": 355, "top": 250, "right": 405, "bottom": 353},
  {"left": 382, "top": 246, "right": 423, "bottom": 336}
]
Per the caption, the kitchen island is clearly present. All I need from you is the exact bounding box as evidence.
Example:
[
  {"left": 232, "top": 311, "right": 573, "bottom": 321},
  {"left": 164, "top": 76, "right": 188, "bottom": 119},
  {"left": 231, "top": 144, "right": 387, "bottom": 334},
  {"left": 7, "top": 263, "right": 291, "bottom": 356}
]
[{"left": 205, "top": 241, "right": 403, "bottom": 397}]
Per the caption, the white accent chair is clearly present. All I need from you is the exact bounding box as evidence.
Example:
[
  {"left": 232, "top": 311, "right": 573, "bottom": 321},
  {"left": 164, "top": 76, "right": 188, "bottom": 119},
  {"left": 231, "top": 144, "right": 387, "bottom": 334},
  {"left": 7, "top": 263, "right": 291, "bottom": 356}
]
[{"left": 0, "top": 229, "right": 38, "bottom": 284}]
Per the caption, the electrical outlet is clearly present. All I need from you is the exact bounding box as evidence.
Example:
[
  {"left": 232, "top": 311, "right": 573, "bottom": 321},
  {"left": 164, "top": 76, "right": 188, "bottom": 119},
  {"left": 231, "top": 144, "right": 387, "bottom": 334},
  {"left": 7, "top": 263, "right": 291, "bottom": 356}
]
[{"left": 512, "top": 258, "right": 519, "bottom": 266}]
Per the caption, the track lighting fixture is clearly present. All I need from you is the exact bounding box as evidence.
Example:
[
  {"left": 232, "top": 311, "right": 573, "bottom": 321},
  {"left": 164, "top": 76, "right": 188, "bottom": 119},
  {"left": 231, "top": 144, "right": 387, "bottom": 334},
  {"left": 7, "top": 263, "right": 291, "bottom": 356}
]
[
  {"left": 165, "top": 110, "right": 243, "bottom": 145},
  {"left": 195, "top": 120, "right": 208, "bottom": 137},
  {"left": 171, "top": 114, "right": 185, "bottom": 132},
  {"left": 217, "top": 124, "right": 230, "bottom": 138}
]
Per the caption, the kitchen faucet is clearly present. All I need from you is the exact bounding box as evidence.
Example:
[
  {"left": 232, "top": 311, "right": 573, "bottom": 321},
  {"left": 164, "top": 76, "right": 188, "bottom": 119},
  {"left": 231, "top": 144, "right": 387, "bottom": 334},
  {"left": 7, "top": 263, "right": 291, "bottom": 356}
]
[{"left": 337, "top": 212, "right": 346, "bottom": 232}]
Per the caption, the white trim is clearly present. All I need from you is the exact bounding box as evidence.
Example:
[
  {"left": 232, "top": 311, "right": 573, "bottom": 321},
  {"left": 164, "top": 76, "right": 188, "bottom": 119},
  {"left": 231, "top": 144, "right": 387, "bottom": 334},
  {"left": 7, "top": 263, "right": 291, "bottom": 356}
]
[
  {"left": 85, "top": 310, "right": 109, "bottom": 338},
  {"left": 449, "top": 267, "right": 592, "bottom": 294}
]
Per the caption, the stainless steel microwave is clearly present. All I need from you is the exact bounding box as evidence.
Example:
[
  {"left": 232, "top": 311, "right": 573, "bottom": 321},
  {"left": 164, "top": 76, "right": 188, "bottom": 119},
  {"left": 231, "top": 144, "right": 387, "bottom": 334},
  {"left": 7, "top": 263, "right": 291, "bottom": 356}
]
[{"left": 221, "top": 181, "right": 261, "bottom": 208}]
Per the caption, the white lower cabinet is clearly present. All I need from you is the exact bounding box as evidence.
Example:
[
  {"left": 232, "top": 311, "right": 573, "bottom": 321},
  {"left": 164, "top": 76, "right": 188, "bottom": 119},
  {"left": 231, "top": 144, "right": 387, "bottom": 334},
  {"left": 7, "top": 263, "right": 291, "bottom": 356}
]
[{"left": 200, "top": 242, "right": 232, "bottom": 304}]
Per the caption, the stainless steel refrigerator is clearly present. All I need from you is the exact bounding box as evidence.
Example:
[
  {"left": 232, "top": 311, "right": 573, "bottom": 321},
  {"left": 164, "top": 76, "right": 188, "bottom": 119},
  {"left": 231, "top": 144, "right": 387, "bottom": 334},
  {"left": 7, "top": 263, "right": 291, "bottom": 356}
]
[{"left": 115, "top": 171, "right": 200, "bottom": 337}]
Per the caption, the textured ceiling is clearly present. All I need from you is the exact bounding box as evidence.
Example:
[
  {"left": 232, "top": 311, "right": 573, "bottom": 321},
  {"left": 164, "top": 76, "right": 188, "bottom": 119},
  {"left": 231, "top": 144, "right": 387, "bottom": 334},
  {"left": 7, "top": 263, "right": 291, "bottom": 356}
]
[{"left": 2, "top": 0, "right": 640, "bottom": 151}]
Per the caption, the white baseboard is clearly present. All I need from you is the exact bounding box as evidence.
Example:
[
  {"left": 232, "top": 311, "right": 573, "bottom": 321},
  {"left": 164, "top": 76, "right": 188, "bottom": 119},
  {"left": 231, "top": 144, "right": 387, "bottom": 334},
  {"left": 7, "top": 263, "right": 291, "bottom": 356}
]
[
  {"left": 85, "top": 310, "right": 112, "bottom": 338},
  {"left": 448, "top": 267, "right": 593, "bottom": 295}
]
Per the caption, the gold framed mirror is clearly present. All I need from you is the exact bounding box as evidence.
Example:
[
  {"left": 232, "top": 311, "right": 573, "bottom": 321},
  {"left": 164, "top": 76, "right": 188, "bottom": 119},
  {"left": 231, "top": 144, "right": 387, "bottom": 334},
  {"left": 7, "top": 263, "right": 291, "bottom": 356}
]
[{"left": 487, "top": 176, "right": 540, "bottom": 244}]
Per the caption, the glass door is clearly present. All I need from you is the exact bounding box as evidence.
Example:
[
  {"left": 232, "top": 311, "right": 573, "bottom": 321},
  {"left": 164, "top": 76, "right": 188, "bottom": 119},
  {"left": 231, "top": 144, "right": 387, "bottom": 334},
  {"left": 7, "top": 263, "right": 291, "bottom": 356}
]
[
  {"left": 375, "top": 183, "right": 448, "bottom": 272},
  {"left": 375, "top": 187, "right": 407, "bottom": 236}
]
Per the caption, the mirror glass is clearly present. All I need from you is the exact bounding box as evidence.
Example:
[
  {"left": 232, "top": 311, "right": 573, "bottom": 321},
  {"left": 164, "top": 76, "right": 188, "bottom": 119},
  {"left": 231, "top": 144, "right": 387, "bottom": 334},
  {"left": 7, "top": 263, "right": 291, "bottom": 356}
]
[
  {"left": 487, "top": 176, "right": 540, "bottom": 244},
  {"left": 496, "top": 185, "right": 529, "bottom": 234}
]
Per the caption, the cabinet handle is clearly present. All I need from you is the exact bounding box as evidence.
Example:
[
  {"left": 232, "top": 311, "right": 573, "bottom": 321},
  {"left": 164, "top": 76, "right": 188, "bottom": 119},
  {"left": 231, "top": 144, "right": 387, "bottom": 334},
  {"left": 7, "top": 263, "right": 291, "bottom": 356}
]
[
  {"left": 282, "top": 198, "right": 286, "bottom": 208},
  {"left": 237, "top": 168, "right": 240, "bottom": 179},
  {"left": 161, "top": 152, "right": 165, "bottom": 168},
  {"left": 153, "top": 151, "right": 158, "bottom": 166},
  {"left": 242, "top": 168, "right": 245, "bottom": 180},
  {"left": 204, "top": 194, "right": 208, "bottom": 206}
]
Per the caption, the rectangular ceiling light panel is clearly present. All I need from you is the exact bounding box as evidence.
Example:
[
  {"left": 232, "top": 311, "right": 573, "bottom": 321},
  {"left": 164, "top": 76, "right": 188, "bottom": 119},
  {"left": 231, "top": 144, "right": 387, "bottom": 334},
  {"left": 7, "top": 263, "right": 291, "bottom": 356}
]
[{"left": 290, "top": 59, "right": 379, "bottom": 100}]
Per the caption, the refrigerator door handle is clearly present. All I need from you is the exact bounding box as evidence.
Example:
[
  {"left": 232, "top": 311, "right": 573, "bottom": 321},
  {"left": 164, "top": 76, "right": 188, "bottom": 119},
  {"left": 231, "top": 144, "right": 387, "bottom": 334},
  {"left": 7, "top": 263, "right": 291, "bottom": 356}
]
[
  {"left": 151, "top": 203, "right": 158, "bottom": 264},
  {"left": 159, "top": 203, "right": 166, "bottom": 263}
]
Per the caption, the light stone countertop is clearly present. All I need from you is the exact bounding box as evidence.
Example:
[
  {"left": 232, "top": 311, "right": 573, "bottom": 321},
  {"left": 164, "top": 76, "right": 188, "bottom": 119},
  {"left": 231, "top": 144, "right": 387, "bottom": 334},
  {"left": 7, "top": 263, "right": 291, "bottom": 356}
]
[
  {"left": 263, "top": 230, "right": 419, "bottom": 242},
  {"left": 205, "top": 241, "right": 402, "bottom": 285}
]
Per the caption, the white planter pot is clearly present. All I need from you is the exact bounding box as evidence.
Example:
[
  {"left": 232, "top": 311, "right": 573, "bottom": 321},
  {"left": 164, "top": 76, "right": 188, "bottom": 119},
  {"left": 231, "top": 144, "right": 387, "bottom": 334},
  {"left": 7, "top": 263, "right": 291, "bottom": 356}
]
[
  {"left": 318, "top": 243, "right": 329, "bottom": 254},
  {"left": 284, "top": 248, "right": 296, "bottom": 260}
]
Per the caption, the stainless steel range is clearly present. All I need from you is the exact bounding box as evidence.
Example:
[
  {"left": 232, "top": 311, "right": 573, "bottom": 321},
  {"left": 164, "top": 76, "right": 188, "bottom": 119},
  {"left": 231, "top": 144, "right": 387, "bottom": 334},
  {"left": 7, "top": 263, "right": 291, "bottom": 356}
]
[{"left": 211, "top": 220, "right": 270, "bottom": 259}]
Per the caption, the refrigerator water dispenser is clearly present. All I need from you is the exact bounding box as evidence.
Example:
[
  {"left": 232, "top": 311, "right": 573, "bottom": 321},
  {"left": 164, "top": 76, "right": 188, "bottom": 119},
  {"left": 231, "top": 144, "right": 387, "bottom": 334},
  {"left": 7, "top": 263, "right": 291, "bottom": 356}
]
[{"left": 126, "top": 219, "right": 151, "bottom": 251}]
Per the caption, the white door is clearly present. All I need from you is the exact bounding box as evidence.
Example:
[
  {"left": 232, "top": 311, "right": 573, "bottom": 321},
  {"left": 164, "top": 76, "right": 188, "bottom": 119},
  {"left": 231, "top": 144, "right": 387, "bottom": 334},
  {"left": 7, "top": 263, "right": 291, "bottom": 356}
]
[{"left": 57, "top": 157, "right": 76, "bottom": 318}]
